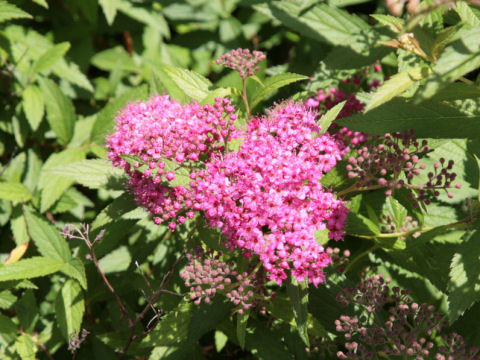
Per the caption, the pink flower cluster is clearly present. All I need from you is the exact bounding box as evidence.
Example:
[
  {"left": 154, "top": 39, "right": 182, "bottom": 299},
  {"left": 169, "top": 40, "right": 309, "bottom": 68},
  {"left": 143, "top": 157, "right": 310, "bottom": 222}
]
[
  {"left": 107, "top": 95, "right": 350, "bottom": 286},
  {"left": 193, "top": 101, "right": 349, "bottom": 285},
  {"left": 107, "top": 95, "right": 238, "bottom": 229}
]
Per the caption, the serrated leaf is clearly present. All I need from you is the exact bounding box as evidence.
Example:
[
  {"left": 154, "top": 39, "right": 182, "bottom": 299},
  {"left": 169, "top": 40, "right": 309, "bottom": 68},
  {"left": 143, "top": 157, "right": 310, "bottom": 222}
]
[
  {"left": 33, "top": 42, "right": 70, "bottom": 74},
  {"left": 15, "top": 289, "right": 38, "bottom": 332},
  {"left": 117, "top": 0, "right": 169, "bottom": 38},
  {"left": 0, "top": 182, "right": 31, "bottom": 202},
  {"left": 99, "top": 0, "right": 119, "bottom": 25},
  {"left": 417, "top": 27, "right": 480, "bottom": 102},
  {"left": 32, "top": 0, "right": 48, "bottom": 8},
  {"left": 24, "top": 207, "right": 71, "bottom": 262},
  {"left": 55, "top": 279, "right": 85, "bottom": 339},
  {"left": 38, "top": 77, "right": 75, "bottom": 145},
  {"left": 383, "top": 196, "right": 408, "bottom": 231},
  {"left": 448, "top": 231, "right": 480, "bottom": 323},
  {"left": 15, "top": 333, "right": 36, "bottom": 360},
  {"left": 91, "top": 192, "right": 137, "bottom": 231},
  {"left": 430, "top": 82, "right": 480, "bottom": 101},
  {"left": 98, "top": 246, "right": 131, "bottom": 274},
  {"left": 61, "top": 259, "right": 87, "bottom": 289},
  {"left": 250, "top": 72, "right": 308, "bottom": 109},
  {"left": 237, "top": 311, "right": 249, "bottom": 349},
  {"left": 91, "top": 85, "right": 148, "bottom": 144},
  {"left": 318, "top": 100, "right": 346, "bottom": 133},
  {"left": 454, "top": 2, "right": 480, "bottom": 27},
  {"left": 38, "top": 148, "right": 85, "bottom": 212},
  {"left": 0, "top": 313, "right": 17, "bottom": 335},
  {"left": 46, "top": 159, "right": 124, "bottom": 189},
  {"left": 157, "top": 65, "right": 212, "bottom": 102},
  {"left": 22, "top": 85, "right": 44, "bottom": 131},
  {"left": 141, "top": 301, "right": 192, "bottom": 347},
  {"left": 0, "top": 290, "right": 16, "bottom": 309},
  {"left": 0, "top": 1, "right": 32, "bottom": 23},
  {"left": 286, "top": 277, "right": 309, "bottom": 347},
  {"left": 370, "top": 14, "right": 404, "bottom": 33},
  {"left": 365, "top": 67, "right": 429, "bottom": 112},
  {"left": 91, "top": 46, "right": 137, "bottom": 72},
  {"left": 0, "top": 257, "right": 64, "bottom": 281},
  {"left": 337, "top": 100, "right": 480, "bottom": 138},
  {"left": 268, "top": 1, "right": 368, "bottom": 45}
]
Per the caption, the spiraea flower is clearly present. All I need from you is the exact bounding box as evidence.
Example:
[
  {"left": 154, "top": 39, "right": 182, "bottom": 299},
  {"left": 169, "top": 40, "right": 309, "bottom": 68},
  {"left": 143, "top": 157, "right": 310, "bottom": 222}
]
[
  {"left": 193, "top": 101, "right": 349, "bottom": 285},
  {"left": 107, "top": 95, "right": 239, "bottom": 227}
]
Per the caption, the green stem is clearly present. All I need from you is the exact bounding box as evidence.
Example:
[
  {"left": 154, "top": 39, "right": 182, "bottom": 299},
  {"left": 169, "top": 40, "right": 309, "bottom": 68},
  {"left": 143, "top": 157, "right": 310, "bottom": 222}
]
[
  {"left": 344, "top": 244, "right": 379, "bottom": 273},
  {"left": 241, "top": 78, "right": 251, "bottom": 116}
]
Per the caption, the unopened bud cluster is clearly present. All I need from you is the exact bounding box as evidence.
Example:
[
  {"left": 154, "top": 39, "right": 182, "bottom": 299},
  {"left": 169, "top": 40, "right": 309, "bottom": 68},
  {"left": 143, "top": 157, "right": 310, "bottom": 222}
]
[
  {"left": 345, "top": 130, "right": 460, "bottom": 205},
  {"left": 335, "top": 274, "right": 479, "bottom": 359},
  {"left": 216, "top": 48, "right": 266, "bottom": 79},
  {"left": 180, "top": 247, "right": 270, "bottom": 313}
]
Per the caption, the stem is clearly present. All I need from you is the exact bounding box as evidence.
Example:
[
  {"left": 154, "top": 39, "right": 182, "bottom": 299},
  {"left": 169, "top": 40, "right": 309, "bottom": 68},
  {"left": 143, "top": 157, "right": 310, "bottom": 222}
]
[
  {"left": 336, "top": 183, "right": 384, "bottom": 197},
  {"left": 344, "top": 244, "right": 379, "bottom": 273},
  {"left": 241, "top": 78, "right": 250, "bottom": 116}
]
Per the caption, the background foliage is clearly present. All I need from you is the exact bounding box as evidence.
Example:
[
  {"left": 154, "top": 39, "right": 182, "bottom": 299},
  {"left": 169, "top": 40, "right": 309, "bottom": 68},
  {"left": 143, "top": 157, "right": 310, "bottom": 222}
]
[{"left": 1, "top": 0, "right": 480, "bottom": 359}]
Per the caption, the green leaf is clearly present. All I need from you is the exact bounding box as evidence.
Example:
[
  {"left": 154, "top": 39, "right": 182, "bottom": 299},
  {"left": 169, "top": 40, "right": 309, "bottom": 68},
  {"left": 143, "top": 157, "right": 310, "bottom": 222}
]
[
  {"left": 15, "top": 333, "right": 36, "bottom": 360},
  {"left": 38, "top": 77, "right": 75, "bottom": 145},
  {"left": 99, "top": 0, "right": 119, "bottom": 25},
  {"left": 61, "top": 259, "right": 87, "bottom": 290},
  {"left": 237, "top": 311, "right": 249, "bottom": 349},
  {"left": 0, "top": 290, "right": 16, "bottom": 309},
  {"left": 417, "top": 27, "right": 480, "bottom": 101},
  {"left": 337, "top": 100, "right": 480, "bottom": 139},
  {"left": 24, "top": 207, "right": 71, "bottom": 262},
  {"left": 383, "top": 197, "right": 408, "bottom": 230},
  {"left": 22, "top": 85, "right": 44, "bottom": 131},
  {"left": 448, "top": 231, "right": 480, "bottom": 323},
  {"left": 38, "top": 148, "right": 85, "bottom": 212},
  {"left": 91, "top": 46, "right": 137, "bottom": 72},
  {"left": 318, "top": 100, "right": 346, "bottom": 133},
  {"left": 430, "top": 82, "right": 480, "bottom": 101},
  {"left": 215, "top": 331, "right": 228, "bottom": 353},
  {"left": 365, "top": 67, "right": 429, "bottom": 112},
  {"left": 32, "top": 42, "right": 70, "bottom": 74},
  {"left": 11, "top": 205, "right": 28, "bottom": 244},
  {"left": 454, "top": 2, "right": 480, "bottom": 27},
  {"left": 55, "top": 279, "right": 85, "bottom": 339},
  {"left": 250, "top": 72, "right": 308, "bottom": 109},
  {"left": 0, "top": 182, "right": 31, "bottom": 202},
  {"left": 15, "top": 289, "right": 38, "bottom": 332},
  {"left": 186, "top": 297, "right": 232, "bottom": 345},
  {"left": 0, "top": 1, "right": 32, "bottom": 23},
  {"left": 91, "top": 192, "right": 137, "bottom": 232},
  {"left": 0, "top": 313, "right": 17, "bottom": 336},
  {"left": 267, "top": 1, "right": 368, "bottom": 45},
  {"left": 157, "top": 65, "right": 212, "bottom": 102},
  {"left": 286, "top": 277, "right": 309, "bottom": 347},
  {"left": 91, "top": 84, "right": 148, "bottom": 144},
  {"left": 46, "top": 159, "right": 124, "bottom": 189},
  {"left": 98, "top": 246, "right": 131, "bottom": 274},
  {"left": 117, "top": 0, "right": 170, "bottom": 38},
  {"left": 370, "top": 14, "right": 404, "bottom": 33},
  {"left": 32, "top": 0, "right": 48, "bottom": 8},
  {"left": 0, "top": 257, "right": 64, "bottom": 281},
  {"left": 141, "top": 301, "right": 192, "bottom": 347}
]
